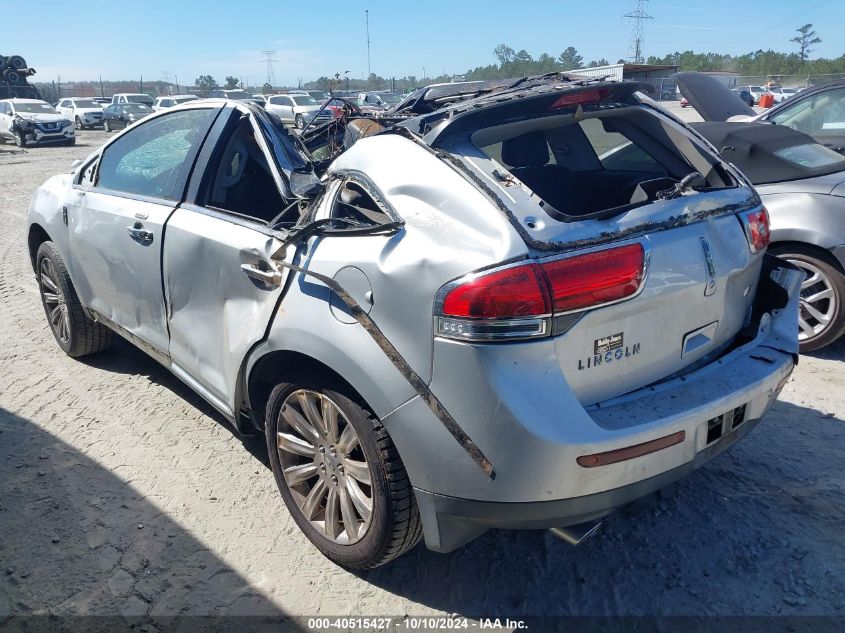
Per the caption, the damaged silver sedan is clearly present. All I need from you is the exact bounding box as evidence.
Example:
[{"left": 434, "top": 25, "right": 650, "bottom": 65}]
[{"left": 26, "top": 74, "right": 801, "bottom": 568}]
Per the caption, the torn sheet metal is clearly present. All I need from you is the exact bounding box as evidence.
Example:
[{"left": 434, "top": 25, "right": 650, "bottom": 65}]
[{"left": 273, "top": 257, "right": 496, "bottom": 479}]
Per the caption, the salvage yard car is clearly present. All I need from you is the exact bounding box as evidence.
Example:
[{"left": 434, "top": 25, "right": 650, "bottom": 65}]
[
  {"left": 102, "top": 102, "right": 153, "bottom": 131},
  {"left": 675, "top": 72, "right": 845, "bottom": 350},
  {"left": 26, "top": 74, "right": 801, "bottom": 569},
  {"left": 56, "top": 97, "right": 104, "bottom": 130},
  {"left": 0, "top": 98, "right": 74, "bottom": 147}
]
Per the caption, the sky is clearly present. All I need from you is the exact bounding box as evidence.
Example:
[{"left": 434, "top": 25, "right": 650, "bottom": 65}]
[{"left": 6, "top": 0, "right": 844, "bottom": 86}]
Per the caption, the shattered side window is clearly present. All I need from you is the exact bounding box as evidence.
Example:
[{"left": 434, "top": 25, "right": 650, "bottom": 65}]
[
  {"left": 97, "top": 108, "right": 216, "bottom": 200},
  {"left": 331, "top": 180, "right": 392, "bottom": 226}
]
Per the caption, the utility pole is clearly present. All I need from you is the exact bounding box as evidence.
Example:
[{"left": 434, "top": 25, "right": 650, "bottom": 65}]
[
  {"left": 57, "top": 75, "right": 61, "bottom": 99},
  {"left": 623, "top": 0, "right": 653, "bottom": 63},
  {"left": 366, "top": 9, "right": 372, "bottom": 87},
  {"left": 99, "top": 75, "right": 105, "bottom": 98},
  {"left": 175, "top": 75, "right": 180, "bottom": 94}
]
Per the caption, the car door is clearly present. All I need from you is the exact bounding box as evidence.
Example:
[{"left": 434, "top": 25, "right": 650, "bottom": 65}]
[
  {"left": 769, "top": 86, "right": 845, "bottom": 154},
  {"left": 162, "top": 105, "right": 300, "bottom": 413},
  {"left": 67, "top": 106, "right": 221, "bottom": 359}
]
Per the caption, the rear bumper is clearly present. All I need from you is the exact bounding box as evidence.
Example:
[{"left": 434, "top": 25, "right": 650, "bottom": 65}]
[
  {"left": 387, "top": 256, "right": 802, "bottom": 552},
  {"left": 415, "top": 416, "right": 761, "bottom": 552}
]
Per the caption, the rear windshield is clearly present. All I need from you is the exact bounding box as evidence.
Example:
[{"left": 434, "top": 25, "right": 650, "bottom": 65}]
[
  {"left": 72, "top": 99, "right": 100, "bottom": 108},
  {"left": 173, "top": 96, "right": 197, "bottom": 104},
  {"left": 292, "top": 95, "right": 317, "bottom": 106},
  {"left": 469, "top": 105, "right": 735, "bottom": 222}
]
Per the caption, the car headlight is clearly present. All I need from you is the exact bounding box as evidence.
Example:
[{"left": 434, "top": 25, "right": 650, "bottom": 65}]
[{"left": 61, "top": 120, "right": 72, "bottom": 127}]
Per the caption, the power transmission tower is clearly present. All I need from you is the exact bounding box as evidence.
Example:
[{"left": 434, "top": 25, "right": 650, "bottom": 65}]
[
  {"left": 260, "top": 50, "right": 277, "bottom": 89},
  {"left": 623, "top": 0, "right": 653, "bottom": 63}
]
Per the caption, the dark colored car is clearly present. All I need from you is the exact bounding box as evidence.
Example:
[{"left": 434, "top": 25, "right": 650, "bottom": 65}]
[
  {"left": 732, "top": 89, "right": 755, "bottom": 107},
  {"left": 102, "top": 103, "right": 153, "bottom": 131}
]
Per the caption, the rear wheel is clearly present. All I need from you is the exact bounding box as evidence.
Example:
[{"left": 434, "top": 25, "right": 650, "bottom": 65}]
[
  {"left": 75, "top": 117, "right": 82, "bottom": 130},
  {"left": 36, "top": 241, "right": 113, "bottom": 357},
  {"left": 14, "top": 131, "right": 26, "bottom": 148},
  {"left": 104, "top": 119, "right": 111, "bottom": 132},
  {"left": 295, "top": 113, "right": 305, "bottom": 129},
  {"left": 265, "top": 383, "right": 422, "bottom": 569},
  {"left": 770, "top": 245, "right": 845, "bottom": 352}
]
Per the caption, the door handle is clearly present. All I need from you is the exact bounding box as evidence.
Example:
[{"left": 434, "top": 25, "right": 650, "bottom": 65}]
[
  {"left": 126, "top": 223, "right": 154, "bottom": 242},
  {"left": 240, "top": 263, "right": 282, "bottom": 286}
]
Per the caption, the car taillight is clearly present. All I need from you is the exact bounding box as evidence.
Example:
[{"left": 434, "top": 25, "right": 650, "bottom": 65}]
[
  {"left": 436, "top": 242, "right": 646, "bottom": 341},
  {"left": 542, "top": 243, "right": 645, "bottom": 313},
  {"left": 739, "top": 207, "right": 770, "bottom": 254}
]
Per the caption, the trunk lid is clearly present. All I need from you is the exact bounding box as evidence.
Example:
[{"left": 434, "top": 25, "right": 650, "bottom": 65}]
[
  {"left": 428, "top": 83, "right": 764, "bottom": 404},
  {"left": 550, "top": 206, "right": 761, "bottom": 405},
  {"left": 673, "top": 71, "right": 756, "bottom": 122}
]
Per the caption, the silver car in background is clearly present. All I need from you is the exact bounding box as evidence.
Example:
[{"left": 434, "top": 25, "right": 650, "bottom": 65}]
[
  {"left": 264, "top": 92, "right": 332, "bottom": 129},
  {"left": 26, "top": 77, "right": 800, "bottom": 569}
]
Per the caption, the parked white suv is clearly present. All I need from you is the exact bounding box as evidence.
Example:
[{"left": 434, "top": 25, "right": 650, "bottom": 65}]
[
  {"left": 0, "top": 98, "right": 74, "bottom": 147},
  {"left": 56, "top": 97, "right": 104, "bottom": 130},
  {"left": 110, "top": 93, "right": 154, "bottom": 107},
  {"left": 152, "top": 95, "right": 199, "bottom": 111},
  {"left": 264, "top": 93, "right": 332, "bottom": 129}
]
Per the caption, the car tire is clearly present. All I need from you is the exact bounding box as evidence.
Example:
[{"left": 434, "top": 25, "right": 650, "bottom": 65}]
[
  {"left": 65, "top": 138, "right": 76, "bottom": 146},
  {"left": 104, "top": 120, "right": 111, "bottom": 132},
  {"left": 295, "top": 114, "right": 305, "bottom": 129},
  {"left": 265, "top": 382, "right": 422, "bottom": 569},
  {"left": 36, "top": 241, "right": 113, "bottom": 358},
  {"left": 770, "top": 245, "right": 845, "bottom": 352},
  {"left": 75, "top": 117, "right": 82, "bottom": 130},
  {"left": 14, "top": 131, "right": 26, "bottom": 148}
]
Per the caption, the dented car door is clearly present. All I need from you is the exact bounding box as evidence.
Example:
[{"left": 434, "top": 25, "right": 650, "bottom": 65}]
[{"left": 162, "top": 105, "right": 296, "bottom": 416}]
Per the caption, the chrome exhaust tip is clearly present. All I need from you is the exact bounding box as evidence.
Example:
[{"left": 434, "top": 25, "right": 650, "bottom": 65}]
[{"left": 549, "top": 520, "right": 603, "bottom": 545}]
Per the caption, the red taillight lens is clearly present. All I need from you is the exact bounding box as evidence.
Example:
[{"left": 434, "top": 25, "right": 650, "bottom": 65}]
[
  {"left": 740, "top": 207, "right": 770, "bottom": 254},
  {"left": 541, "top": 243, "right": 645, "bottom": 313},
  {"left": 442, "top": 263, "right": 551, "bottom": 318},
  {"left": 437, "top": 243, "right": 646, "bottom": 341}
]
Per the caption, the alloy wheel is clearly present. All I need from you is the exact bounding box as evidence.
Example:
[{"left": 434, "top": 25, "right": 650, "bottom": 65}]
[
  {"left": 790, "top": 258, "right": 837, "bottom": 342},
  {"left": 276, "top": 389, "right": 374, "bottom": 545},
  {"left": 39, "top": 257, "right": 71, "bottom": 345}
]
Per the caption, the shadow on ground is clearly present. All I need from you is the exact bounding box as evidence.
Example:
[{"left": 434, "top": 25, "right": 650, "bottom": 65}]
[
  {"left": 359, "top": 398, "right": 845, "bottom": 617},
  {"left": 79, "top": 338, "right": 269, "bottom": 468},
  {"left": 0, "top": 407, "right": 296, "bottom": 631}
]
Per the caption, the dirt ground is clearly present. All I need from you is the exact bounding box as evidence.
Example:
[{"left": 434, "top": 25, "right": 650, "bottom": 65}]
[{"left": 0, "top": 111, "right": 843, "bottom": 623}]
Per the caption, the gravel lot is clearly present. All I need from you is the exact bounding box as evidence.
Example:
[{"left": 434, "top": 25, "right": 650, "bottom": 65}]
[{"left": 1, "top": 109, "right": 844, "bottom": 623}]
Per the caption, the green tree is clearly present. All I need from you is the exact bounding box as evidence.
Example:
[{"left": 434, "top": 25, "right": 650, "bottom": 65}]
[
  {"left": 557, "top": 47, "right": 583, "bottom": 70},
  {"left": 791, "top": 23, "right": 821, "bottom": 62},
  {"left": 494, "top": 44, "right": 515, "bottom": 65},
  {"left": 194, "top": 75, "right": 218, "bottom": 96},
  {"left": 224, "top": 75, "right": 240, "bottom": 89},
  {"left": 262, "top": 82, "right": 273, "bottom": 93}
]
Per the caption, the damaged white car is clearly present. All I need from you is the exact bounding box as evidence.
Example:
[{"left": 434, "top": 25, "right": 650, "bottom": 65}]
[{"left": 26, "top": 74, "right": 801, "bottom": 568}]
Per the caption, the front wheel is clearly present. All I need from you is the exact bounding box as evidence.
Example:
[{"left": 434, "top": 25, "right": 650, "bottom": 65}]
[
  {"left": 104, "top": 119, "right": 111, "bottom": 132},
  {"left": 14, "top": 131, "right": 27, "bottom": 147},
  {"left": 75, "top": 117, "right": 82, "bottom": 130},
  {"left": 266, "top": 383, "right": 422, "bottom": 569},
  {"left": 295, "top": 114, "right": 305, "bottom": 129},
  {"left": 770, "top": 246, "right": 845, "bottom": 352},
  {"left": 36, "top": 241, "right": 113, "bottom": 357}
]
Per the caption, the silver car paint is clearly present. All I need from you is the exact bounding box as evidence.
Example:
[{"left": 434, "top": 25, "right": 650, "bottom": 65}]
[{"left": 26, "top": 95, "right": 801, "bottom": 552}]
